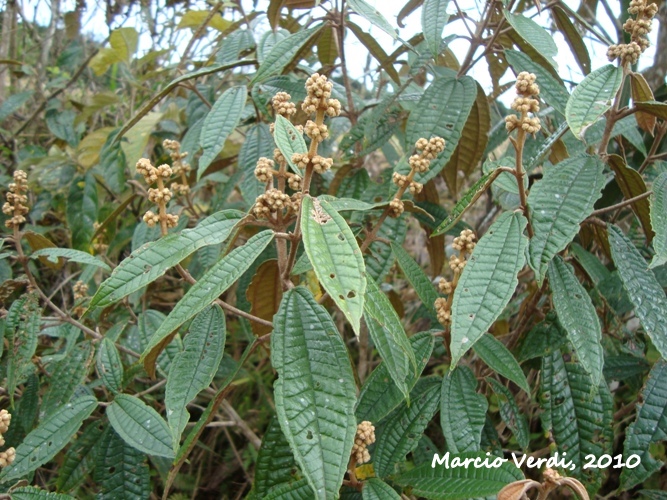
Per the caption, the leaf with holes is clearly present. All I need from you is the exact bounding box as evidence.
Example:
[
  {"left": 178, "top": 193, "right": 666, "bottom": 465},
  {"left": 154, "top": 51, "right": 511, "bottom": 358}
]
[
  {"left": 106, "top": 394, "right": 174, "bottom": 458},
  {"left": 166, "top": 305, "right": 226, "bottom": 447},
  {"left": 566, "top": 64, "right": 623, "bottom": 138},
  {"left": 271, "top": 287, "right": 357, "bottom": 500},
  {"left": 94, "top": 428, "right": 150, "bottom": 500},
  {"left": 373, "top": 376, "right": 441, "bottom": 478},
  {"left": 198, "top": 85, "right": 247, "bottom": 177},
  {"left": 548, "top": 256, "right": 603, "bottom": 386},
  {"left": 89, "top": 210, "right": 243, "bottom": 309},
  {"left": 301, "top": 196, "right": 366, "bottom": 334},
  {"left": 650, "top": 172, "right": 667, "bottom": 268},
  {"left": 528, "top": 155, "right": 605, "bottom": 284},
  {"left": 609, "top": 225, "right": 667, "bottom": 360},
  {"left": 422, "top": 0, "right": 449, "bottom": 57},
  {"left": 473, "top": 333, "right": 529, "bottom": 394},
  {"left": 0, "top": 395, "right": 98, "bottom": 483},
  {"left": 140, "top": 230, "right": 273, "bottom": 377},
  {"left": 450, "top": 212, "right": 528, "bottom": 366},
  {"left": 274, "top": 115, "right": 308, "bottom": 173}
]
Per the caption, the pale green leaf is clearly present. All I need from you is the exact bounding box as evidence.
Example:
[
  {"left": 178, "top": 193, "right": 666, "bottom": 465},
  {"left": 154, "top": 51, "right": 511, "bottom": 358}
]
[
  {"left": 650, "top": 172, "right": 667, "bottom": 268},
  {"left": 271, "top": 287, "right": 357, "bottom": 500},
  {"left": 264, "top": 478, "right": 313, "bottom": 500},
  {"left": 301, "top": 196, "right": 366, "bottom": 334},
  {"left": 391, "top": 243, "right": 439, "bottom": 316},
  {"left": 97, "top": 338, "right": 124, "bottom": 393},
  {"left": 31, "top": 248, "right": 110, "bottom": 272},
  {"left": 106, "top": 394, "right": 174, "bottom": 458},
  {"left": 348, "top": 0, "right": 398, "bottom": 39},
  {"left": 274, "top": 114, "right": 308, "bottom": 173},
  {"left": 450, "top": 212, "right": 528, "bottom": 366},
  {"left": 503, "top": 11, "right": 558, "bottom": 66},
  {"left": 527, "top": 155, "right": 605, "bottom": 284},
  {"left": 473, "top": 333, "right": 529, "bottom": 394},
  {"left": 421, "top": 0, "right": 449, "bottom": 57},
  {"left": 252, "top": 27, "right": 322, "bottom": 84}
]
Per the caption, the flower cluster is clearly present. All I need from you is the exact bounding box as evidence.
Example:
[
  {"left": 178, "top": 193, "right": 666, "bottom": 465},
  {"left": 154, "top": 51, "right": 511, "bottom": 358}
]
[
  {"left": 136, "top": 158, "right": 179, "bottom": 230},
  {"left": 302, "top": 73, "right": 341, "bottom": 117},
  {"left": 434, "top": 229, "right": 477, "bottom": 327},
  {"left": 608, "top": 0, "right": 658, "bottom": 65},
  {"left": 351, "top": 420, "right": 375, "bottom": 465},
  {"left": 73, "top": 280, "right": 88, "bottom": 301},
  {"left": 252, "top": 188, "right": 297, "bottom": 219},
  {"left": 0, "top": 410, "right": 15, "bottom": 468},
  {"left": 3, "top": 170, "right": 29, "bottom": 229},
  {"left": 505, "top": 72, "right": 541, "bottom": 136},
  {"left": 388, "top": 137, "right": 445, "bottom": 217},
  {"left": 163, "top": 140, "right": 191, "bottom": 196}
]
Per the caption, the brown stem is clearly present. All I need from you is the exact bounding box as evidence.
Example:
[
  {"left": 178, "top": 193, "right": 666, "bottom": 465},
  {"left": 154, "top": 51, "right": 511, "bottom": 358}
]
[
  {"left": 590, "top": 190, "right": 653, "bottom": 216},
  {"left": 338, "top": 2, "right": 357, "bottom": 124}
]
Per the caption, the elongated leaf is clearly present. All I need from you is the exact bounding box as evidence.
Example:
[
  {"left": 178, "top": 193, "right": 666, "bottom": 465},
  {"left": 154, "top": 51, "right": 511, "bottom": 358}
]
[
  {"left": 356, "top": 330, "right": 435, "bottom": 423},
  {"left": 347, "top": 22, "right": 401, "bottom": 85},
  {"left": 650, "top": 172, "right": 667, "bottom": 268},
  {"left": 450, "top": 212, "right": 528, "bottom": 366},
  {"left": 487, "top": 378, "right": 530, "bottom": 450},
  {"left": 630, "top": 73, "right": 657, "bottom": 134},
  {"left": 527, "top": 155, "right": 605, "bottom": 284},
  {"left": 609, "top": 225, "right": 667, "bottom": 360},
  {"left": 10, "top": 487, "right": 73, "bottom": 499},
  {"left": 140, "top": 230, "right": 274, "bottom": 376},
  {"left": 89, "top": 210, "right": 242, "bottom": 309},
  {"left": 440, "top": 366, "right": 488, "bottom": 453},
  {"left": 67, "top": 173, "right": 98, "bottom": 251},
  {"left": 166, "top": 305, "right": 226, "bottom": 446},
  {"left": 56, "top": 422, "right": 105, "bottom": 492},
  {"left": 264, "top": 478, "right": 314, "bottom": 500},
  {"left": 301, "top": 196, "right": 366, "bottom": 334},
  {"left": 634, "top": 100, "right": 667, "bottom": 120},
  {"left": 405, "top": 74, "right": 477, "bottom": 183},
  {"left": 422, "top": 0, "right": 449, "bottom": 57},
  {"left": 317, "top": 25, "right": 338, "bottom": 65},
  {"left": 548, "top": 256, "right": 603, "bottom": 386},
  {"left": 504, "top": 49, "right": 569, "bottom": 115},
  {"left": 271, "top": 287, "right": 357, "bottom": 500},
  {"left": 252, "top": 26, "right": 322, "bottom": 83},
  {"left": 540, "top": 351, "right": 613, "bottom": 493},
  {"left": 608, "top": 154, "right": 653, "bottom": 243},
  {"left": 31, "top": 248, "right": 110, "bottom": 272},
  {"left": 97, "top": 338, "right": 123, "bottom": 393},
  {"left": 504, "top": 11, "right": 558, "bottom": 66},
  {"left": 347, "top": 0, "right": 397, "bottom": 39},
  {"left": 106, "top": 394, "right": 174, "bottom": 458},
  {"left": 373, "top": 376, "right": 441, "bottom": 477},
  {"left": 94, "top": 428, "right": 149, "bottom": 500},
  {"left": 0, "top": 395, "right": 97, "bottom": 483},
  {"left": 391, "top": 243, "right": 439, "bottom": 316},
  {"left": 274, "top": 114, "right": 308, "bottom": 173},
  {"left": 552, "top": 6, "right": 591, "bottom": 74},
  {"left": 6, "top": 293, "right": 40, "bottom": 403},
  {"left": 239, "top": 122, "right": 274, "bottom": 205},
  {"left": 367, "top": 216, "right": 406, "bottom": 283},
  {"left": 620, "top": 361, "right": 667, "bottom": 488},
  {"left": 198, "top": 85, "right": 247, "bottom": 177},
  {"left": 362, "top": 478, "right": 401, "bottom": 500},
  {"left": 247, "top": 259, "right": 283, "bottom": 336},
  {"left": 473, "top": 333, "right": 529, "bottom": 394},
  {"left": 566, "top": 64, "right": 623, "bottom": 138},
  {"left": 40, "top": 341, "right": 95, "bottom": 420},
  {"left": 364, "top": 278, "right": 416, "bottom": 399},
  {"left": 254, "top": 417, "right": 299, "bottom": 497},
  {"left": 395, "top": 452, "right": 523, "bottom": 499}
]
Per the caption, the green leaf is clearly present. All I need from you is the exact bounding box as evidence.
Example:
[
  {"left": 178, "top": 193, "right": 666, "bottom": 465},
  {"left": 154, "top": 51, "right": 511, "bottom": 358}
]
[
  {"left": 254, "top": 417, "right": 299, "bottom": 498},
  {"left": 106, "top": 394, "right": 174, "bottom": 458},
  {"left": 473, "top": 333, "right": 529, "bottom": 394},
  {"left": 0, "top": 395, "right": 97, "bottom": 483},
  {"left": 566, "top": 64, "right": 623, "bottom": 138},
  {"left": 405, "top": 74, "right": 477, "bottom": 184},
  {"left": 364, "top": 278, "right": 416, "bottom": 399},
  {"left": 274, "top": 115, "right": 308, "bottom": 173},
  {"left": 271, "top": 287, "right": 357, "bottom": 500},
  {"left": 552, "top": 6, "right": 591, "bottom": 75},
  {"left": 94, "top": 428, "right": 149, "bottom": 500},
  {"left": 30, "top": 248, "right": 110, "bottom": 272},
  {"left": 10, "top": 487, "right": 73, "bottom": 499},
  {"left": 347, "top": 22, "right": 401, "bottom": 86},
  {"left": 97, "top": 338, "right": 124, "bottom": 393},
  {"left": 301, "top": 196, "right": 366, "bottom": 334},
  {"left": 650, "top": 172, "right": 667, "bottom": 268},
  {"left": 89, "top": 210, "right": 242, "bottom": 309},
  {"left": 140, "top": 230, "right": 273, "bottom": 377},
  {"left": 487, "top": 378, "right": 530, "bottom": 450},
  {"left": 527, "top": 155, "right": 605, "bottom": 284},
  {"left": 373, "top": 376, "right": 441, "bottom": 478},
  {"left": 548, "top": 256, "right": 603, "bottom": 386},
  {"left": 362, "top": 478, "right": 401, "bottom": 499},
  {"left": 608, "top": 154, "right": 653, "bottom": 243},
  {"left": 504, "top": 49, "right": 569, "bottom": 115},
  {"left": 634, "top": 100, "right": 667, "bottom": 120},
  {"left": 440, "top": 366, "right": 488, "bottom": 453},
  {"left": 264, "top": 478, "right": 314, "bottom": 500},
  {"left": 394, "top": 452, "right": 524, "bottom": 499},
  {"left": 450, "top": 212, "right": 528, "bottom": 366},
  {"left": 367, "top": 216, "right": 406, "bottom": 283},
  {"left": 503, "top": 11, "right": 558, "bottom": 66},
  {"left": 166, "top": 304, "right": 226, "bottom": 447},
  {"left": 609, "top": 225, "right": 667, "bottom": 360},
  {"left": 620, "top": 361, "right": 667, "bottom": 488},
  {"left": 391, "top": 243, "right": 439, "bottom": 316},
  {"left": 356, "top": 331, "right": 435, "bottom": 423},
  {"left": 540, "top": 351, "right": 613, "bottom": 493},
  {"left": 137, "top": 310, "right": 182, "bottom": 376},
  {"left": 198, "top": 85, "right": 247, "bottom": 177},
  {"left": 40, "top": 341, "right": 95, "bottom": 420},
  {"left": 0, "top": 90, "right": 33, "bottom": 123},
  {"left": 421, "top": 0, "right": 449, "bottom": 57},
  {"left": 56, "top": 422, "right": 105, "bottom": 492},
  {"left": 6, "top": 293, "right": 40, "bottom": 403},
  {"left": 347, "top": 0, "right": 398, "bottom": 39},
  {"left": 67, "top": 172, "right": 98, "bottom": 251},
  {"left": 239, "top": 122, "right": 275, "bottom": 205},
  {"left": 252, "top": 26, "right": 322, "bottom": 84}
]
